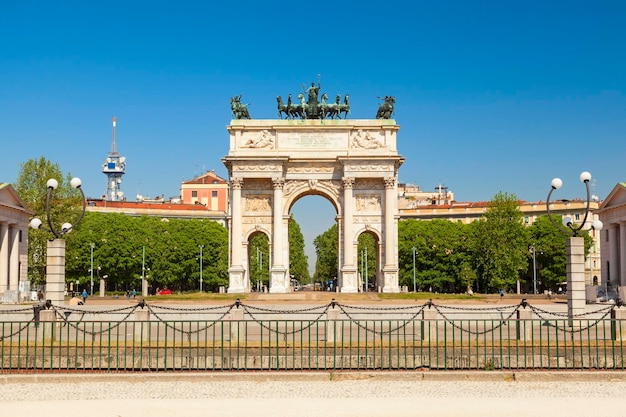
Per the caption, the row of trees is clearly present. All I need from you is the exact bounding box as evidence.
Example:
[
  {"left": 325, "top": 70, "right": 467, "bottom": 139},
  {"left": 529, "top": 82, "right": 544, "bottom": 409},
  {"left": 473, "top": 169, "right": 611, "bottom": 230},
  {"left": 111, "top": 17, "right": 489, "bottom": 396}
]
[
  {"left": 16, "top": 158, "right": 594, "bottom": 294},
  {"left": 313, "top": 192, "right": 594, "bottom": 293}
]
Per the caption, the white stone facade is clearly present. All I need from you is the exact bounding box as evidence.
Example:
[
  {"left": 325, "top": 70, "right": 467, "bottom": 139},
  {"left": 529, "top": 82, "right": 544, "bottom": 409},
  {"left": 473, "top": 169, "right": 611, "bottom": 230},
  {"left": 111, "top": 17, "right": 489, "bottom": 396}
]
[
  {"left": 222, "top": 119, "right": 404, "bottom": 293},
  {"left": 0, "top": 183, "right": 32, "bottom": 298},
  {"left": 597, "top": 182, "right": 626, "bottom": 290}
]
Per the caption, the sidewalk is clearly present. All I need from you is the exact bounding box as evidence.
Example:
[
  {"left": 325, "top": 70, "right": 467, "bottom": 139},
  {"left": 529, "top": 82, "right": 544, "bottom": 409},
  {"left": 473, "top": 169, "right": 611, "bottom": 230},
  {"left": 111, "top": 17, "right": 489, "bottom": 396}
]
[{"left": 1, "top": 371, "right": 626, "bottom": 417}]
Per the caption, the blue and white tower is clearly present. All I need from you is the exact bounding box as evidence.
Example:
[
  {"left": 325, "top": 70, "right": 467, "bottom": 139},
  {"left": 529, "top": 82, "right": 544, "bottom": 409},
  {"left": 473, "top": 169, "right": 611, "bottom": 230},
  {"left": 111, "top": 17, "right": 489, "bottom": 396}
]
[{"left": 102, "top": 117, "right": 126, "bottom": 201}]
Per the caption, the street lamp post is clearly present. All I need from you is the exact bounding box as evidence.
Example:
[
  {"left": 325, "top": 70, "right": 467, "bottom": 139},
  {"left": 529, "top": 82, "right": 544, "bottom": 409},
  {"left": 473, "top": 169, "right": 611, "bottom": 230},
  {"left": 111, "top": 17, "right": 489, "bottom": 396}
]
[
  {"left": 412, "top": 247, "right": 417, "bottom": 293},
  {"left": 29, "top": 177, "right": 86, "bottom": 306},
  {"left": 199, "top": 244, "right": 204, "bottom": 292},
  {"left": 546, "top": 171, "right": 603, "bottom": 321},
  {"left": 531, "top": 245, "right": 537, "bottom": 295},
  {"left": 141, "top": 246, "right": 146, "bottom": 297},
  {"left": 90, "top": 243, "right": 95, "bottom": 296}
]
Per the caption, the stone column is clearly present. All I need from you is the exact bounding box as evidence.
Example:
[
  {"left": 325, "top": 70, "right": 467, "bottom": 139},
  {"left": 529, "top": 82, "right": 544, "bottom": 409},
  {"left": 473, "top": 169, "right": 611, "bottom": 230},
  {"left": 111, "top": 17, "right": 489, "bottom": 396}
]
[
  {"left": 46, "top": 239, "right": 66, "bottom": 306},
  {"left": 270, "top": 177, "right": 287, "bottom": 293},
  {"left": 228, "top": 178, "right": 245, "bottom": 293},
  {"left": 382, "top": 177, "right": 400, "bottom": 293},
  {"left": 609, "top": 224, "right": 619, "bottom": 287},
  {"left": 566, "top": 236, "right": 586, "bottom": 322},
  {"left": 9, "top": 224, "right": 19, "bottom": 291},
  {"left": 615, "top": 222, "right": 626, "bottom": 287},
  {"left": 0, "top": 221, "right": 8, "bottom": 294},
  {"left": 340, "top": 177, "right": 358, "bottom": 292}
]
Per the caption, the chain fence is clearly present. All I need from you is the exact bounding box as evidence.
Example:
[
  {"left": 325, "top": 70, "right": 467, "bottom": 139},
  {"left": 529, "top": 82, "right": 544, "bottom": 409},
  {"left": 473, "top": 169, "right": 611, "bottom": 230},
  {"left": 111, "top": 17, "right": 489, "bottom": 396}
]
[{"left": 1, "top": 298, "right": 625, "bottom": 372}]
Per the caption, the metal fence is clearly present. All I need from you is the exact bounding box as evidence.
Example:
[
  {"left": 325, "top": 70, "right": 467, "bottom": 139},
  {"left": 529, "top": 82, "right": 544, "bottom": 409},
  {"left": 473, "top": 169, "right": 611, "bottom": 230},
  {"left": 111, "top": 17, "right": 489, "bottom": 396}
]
[{"left": 1, "top": 300, "right": 625, "bottom": 373}]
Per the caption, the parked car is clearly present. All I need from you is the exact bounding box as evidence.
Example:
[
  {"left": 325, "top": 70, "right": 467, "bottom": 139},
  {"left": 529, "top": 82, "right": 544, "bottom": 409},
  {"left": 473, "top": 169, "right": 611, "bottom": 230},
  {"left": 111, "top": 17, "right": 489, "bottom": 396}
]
[{"left": 158, "top": 288, "right": 172, "bottom": 295}]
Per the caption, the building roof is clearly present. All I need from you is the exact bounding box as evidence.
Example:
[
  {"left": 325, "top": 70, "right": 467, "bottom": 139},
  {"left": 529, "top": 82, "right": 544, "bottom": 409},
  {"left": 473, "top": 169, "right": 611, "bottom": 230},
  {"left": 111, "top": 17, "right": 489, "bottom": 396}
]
[
  {"left": 0, "top": 183, "right": 35, "bottom": 215},
  {"left": 182, "top": 171, "right": 228, "bottom": 185}
]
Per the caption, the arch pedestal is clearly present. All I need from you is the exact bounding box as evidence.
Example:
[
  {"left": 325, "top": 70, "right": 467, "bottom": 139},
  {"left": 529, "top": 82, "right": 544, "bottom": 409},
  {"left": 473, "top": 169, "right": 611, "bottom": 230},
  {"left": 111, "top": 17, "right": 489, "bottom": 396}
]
[{"left": 223, "top": 120, "right": 404, "bottom": 293}]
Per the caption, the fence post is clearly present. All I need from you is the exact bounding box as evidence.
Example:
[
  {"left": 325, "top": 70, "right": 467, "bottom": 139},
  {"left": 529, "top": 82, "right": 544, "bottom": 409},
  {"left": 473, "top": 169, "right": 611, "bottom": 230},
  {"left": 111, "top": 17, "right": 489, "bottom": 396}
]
[
  {"left": 611, "top": 307, "right": 626, "bottom": 341},
  {"left": 326, "top": 308, "right": 340, "bottom": 343},
  {"left": 134, "top": 307, "right": 150, "bottom": 342},
  {"left": 516, "top": 308, "right": 532, "bottom": 340},
  {"left": 38, "top": 308, "right": 57, "bottom": 341},
  {"left": 421, "top": 308, "right": 437, "bottom": 342},
  {"left": 230, "top": 308, "right": 244, "bottom": 343}
]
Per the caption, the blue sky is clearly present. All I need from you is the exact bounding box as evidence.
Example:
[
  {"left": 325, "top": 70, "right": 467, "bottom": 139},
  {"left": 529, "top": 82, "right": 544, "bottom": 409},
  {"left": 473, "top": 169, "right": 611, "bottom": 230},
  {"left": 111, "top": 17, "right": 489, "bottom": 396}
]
[{"left": 2, "top": 1, "right": 625, "bottom": 272}]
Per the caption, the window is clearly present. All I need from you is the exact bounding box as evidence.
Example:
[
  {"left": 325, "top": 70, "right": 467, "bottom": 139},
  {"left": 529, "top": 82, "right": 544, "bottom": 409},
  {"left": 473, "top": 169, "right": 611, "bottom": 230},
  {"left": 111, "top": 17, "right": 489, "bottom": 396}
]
[
  {"left": 574, "top": 213, "right": 580, "bottom": 221},
  {"left": 212, "top": 191, "right": 218, "bottom": 197},
  {"left": 191, "top": 190, "right": 198, "bottom": 197}
]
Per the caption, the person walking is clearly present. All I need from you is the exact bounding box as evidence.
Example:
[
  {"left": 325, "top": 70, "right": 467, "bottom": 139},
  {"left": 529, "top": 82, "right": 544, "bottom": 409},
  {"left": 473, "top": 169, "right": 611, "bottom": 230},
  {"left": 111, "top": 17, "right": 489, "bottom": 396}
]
[
  {"left": 132, "top": 288, "right": 137, "bottom": 299},
  {"left": 81, "top": 289, "right": 88, "bottom": 304}
]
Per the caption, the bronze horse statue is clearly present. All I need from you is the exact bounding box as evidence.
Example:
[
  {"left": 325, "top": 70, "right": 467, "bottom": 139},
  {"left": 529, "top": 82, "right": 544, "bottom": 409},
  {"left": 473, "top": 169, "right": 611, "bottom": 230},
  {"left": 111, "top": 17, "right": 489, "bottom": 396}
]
[
  {"left": 339, "top": 94, "right": 350, "bottom": 119},
  {"left": 277, "top": 96, "right": 289, "bottom": 119},
  {"left": 376, "top": 96, "right": 395, "bottom": 119},
  {"left": 320, "top": 93, "right": 340, "bottom": 119},
  {"left": 230, "top": 95, "right": 250, "bottom": 119}
]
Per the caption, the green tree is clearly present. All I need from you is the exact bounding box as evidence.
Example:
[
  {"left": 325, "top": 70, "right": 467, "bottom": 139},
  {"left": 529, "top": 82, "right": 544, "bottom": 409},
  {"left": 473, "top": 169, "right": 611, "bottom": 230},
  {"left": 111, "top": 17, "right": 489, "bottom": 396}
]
[
  {"left": 289, "top": 215, "right": 310, "bottom": 284},
  {"left": 357, "top": 232, "right": 377, "bottom": 290},
  {"left": 249, "top": 233, "right": 269, "bottom": 290},
  {"left": 471, "top": 192, "right": 530, "bottom": 291},
  {"left": 14, "top": 157, "right": 81, "bottom": 284},
  {"left": 527, "top": 214, "right": 594, "bottom": 291},
  {"left": 313, "top": 224, "right": 338, "bottom": 284},
  {"left": 399, "top": 218, "right": 473, "bottom": 292}
]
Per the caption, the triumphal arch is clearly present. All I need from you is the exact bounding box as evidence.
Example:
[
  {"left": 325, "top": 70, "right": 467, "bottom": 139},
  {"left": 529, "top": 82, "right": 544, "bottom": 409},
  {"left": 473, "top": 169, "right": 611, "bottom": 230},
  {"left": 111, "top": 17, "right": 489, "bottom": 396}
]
[{"left": 223, "top": 90, "right": 403, "bottom": 293}]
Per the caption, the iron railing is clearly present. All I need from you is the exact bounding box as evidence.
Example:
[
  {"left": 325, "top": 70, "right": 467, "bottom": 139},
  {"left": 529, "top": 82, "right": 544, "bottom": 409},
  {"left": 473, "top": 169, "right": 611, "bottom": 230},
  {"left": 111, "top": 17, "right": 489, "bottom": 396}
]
[{"left": 1, "top": 300, "right": 625, "bottom": 373}]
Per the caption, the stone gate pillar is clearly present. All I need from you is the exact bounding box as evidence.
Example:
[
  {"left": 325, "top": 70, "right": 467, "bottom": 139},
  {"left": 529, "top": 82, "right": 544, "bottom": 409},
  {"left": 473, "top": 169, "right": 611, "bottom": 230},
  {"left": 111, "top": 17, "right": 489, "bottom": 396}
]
[
  {"left": 228, "top": 178, "right": 245, "bottom": 293},
  {"left": 341, "top": 177, "right": 358, "bottom": 293},
  {"left": 270, "top": 177, "right": 287, "bottom": 293},
  {"left": 383, "top": 177, "right": 400, "bottom": 292}
]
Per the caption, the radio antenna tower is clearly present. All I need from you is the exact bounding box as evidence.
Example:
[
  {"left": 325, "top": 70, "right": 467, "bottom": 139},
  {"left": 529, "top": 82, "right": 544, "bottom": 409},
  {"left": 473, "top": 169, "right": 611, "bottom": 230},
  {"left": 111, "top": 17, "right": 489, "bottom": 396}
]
[{"left": 102, "top": 116, "right": 126, "bottom": 201}]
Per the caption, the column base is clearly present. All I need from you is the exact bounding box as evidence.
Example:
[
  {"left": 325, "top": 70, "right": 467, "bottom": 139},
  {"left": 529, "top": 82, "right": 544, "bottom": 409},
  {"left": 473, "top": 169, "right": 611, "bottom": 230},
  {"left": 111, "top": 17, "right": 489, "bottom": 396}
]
[
  {"left": 269, "top": 267, "right": 288, "bottom": 293},
  {"left": 227, "top": 266, "right": 246, "bottom": 293},
  {"left": 340, "top": 267, "right": 359, "bottom": 293}
]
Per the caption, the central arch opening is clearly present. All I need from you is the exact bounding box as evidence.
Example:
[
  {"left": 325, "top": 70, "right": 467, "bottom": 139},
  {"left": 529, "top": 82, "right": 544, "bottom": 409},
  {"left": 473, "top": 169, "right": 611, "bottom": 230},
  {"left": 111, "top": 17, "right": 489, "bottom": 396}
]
[{"left": 290, "top": 194, "right": 337, "bottom": 289}]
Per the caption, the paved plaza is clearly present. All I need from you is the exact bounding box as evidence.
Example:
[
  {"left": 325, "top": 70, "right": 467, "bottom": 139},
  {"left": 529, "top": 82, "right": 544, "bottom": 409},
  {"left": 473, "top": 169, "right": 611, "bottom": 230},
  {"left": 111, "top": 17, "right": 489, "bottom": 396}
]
[{"left": 1, "top": 372, "right": 626, "bottom": 417}]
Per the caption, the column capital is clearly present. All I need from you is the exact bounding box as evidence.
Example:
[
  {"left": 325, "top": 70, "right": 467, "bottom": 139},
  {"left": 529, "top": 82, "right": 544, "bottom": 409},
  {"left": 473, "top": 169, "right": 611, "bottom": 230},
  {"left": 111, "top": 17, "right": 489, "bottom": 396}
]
[
  {"left": 342, "top": 177, "right": 354, "bottom": 189},
  {"left": 384, "top": 177, "right": 396, "bottom": 188},
  {"left": 272, "top": 177, "right": 285, "bottom": 189},
  {"left": 231, "top": 178, "right": 243, "bottom": 189}
]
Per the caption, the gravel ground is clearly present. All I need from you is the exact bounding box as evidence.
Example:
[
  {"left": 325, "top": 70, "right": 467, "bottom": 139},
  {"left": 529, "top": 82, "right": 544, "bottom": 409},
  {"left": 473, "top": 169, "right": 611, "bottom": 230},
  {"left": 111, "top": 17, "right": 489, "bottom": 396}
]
[{"left": 1, "top": 373, "right": 626, "bottom": 417}]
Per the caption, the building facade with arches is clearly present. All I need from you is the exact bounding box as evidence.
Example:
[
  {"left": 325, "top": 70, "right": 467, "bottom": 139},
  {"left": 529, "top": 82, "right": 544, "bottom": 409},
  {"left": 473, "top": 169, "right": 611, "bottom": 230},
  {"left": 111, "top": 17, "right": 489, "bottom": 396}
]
[{"left": 222, "top": 120, "right": 404, "bottom": 293}]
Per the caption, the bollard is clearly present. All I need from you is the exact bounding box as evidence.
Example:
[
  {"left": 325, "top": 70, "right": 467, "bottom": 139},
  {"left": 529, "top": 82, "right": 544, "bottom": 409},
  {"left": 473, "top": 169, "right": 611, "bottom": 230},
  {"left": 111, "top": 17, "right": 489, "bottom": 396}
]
[
  {"left": 229, "top": 308, "right": 244, "bottom": 343},
  {"left": 611, "top": 307, "right": 626, "bottom": 341},
  {"left": 516, "top": 309, "right": 533, "bottom": 340},
  {"left": 326, "top": 308, "right": 341, "bottom": 343},
  {"left": 38, "top": 308, "right": 58, "bottom": 341},
  {"left": 421, "top": 308, "right": 437, "bottom": 342},
  {"left": 133, "top": 308, "right": 150, "bottom": 341}
]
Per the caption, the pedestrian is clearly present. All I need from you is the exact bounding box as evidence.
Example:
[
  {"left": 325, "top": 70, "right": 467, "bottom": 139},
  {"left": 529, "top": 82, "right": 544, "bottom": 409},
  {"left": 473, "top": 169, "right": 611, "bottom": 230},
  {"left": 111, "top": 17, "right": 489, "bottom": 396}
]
[
  {"left": 125, "top": 290, "right": 130, "bottom": 300},
  {"left": 37, "top": 290, "right": 44, "bottom": 306},
  {"left": 547, "top": 289, "right": 552, "bottom": 300},
  {"left": 499, "top": 289, "right": 504, "bottom": 299},
  {"left": 132, "top": 288, "right": 137, "bottom": 299},
  {"left": 81, "top": 289, "right": 88, "bottom": 304}
]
